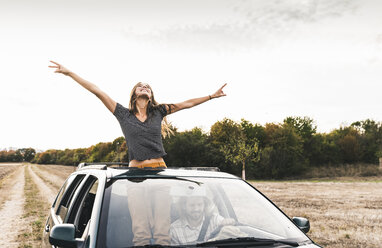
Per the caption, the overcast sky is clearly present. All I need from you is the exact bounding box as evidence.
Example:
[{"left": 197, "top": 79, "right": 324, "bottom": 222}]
[{"left": 1, "top": 0, "right": 382, "bottom": 150}]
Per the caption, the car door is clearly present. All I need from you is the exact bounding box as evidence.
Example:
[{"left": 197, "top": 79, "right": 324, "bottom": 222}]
[{"left": 42, "top": 174, "right": 86, "bottom": 248}]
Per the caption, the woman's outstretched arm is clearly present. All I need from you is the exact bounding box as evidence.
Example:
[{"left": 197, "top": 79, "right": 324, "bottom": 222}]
[
  {"left": 49, "top": 61, "right": 117, "bottom": 113},
  {"left": 166, "top": 83, "right": 227, "bottom": 114}
]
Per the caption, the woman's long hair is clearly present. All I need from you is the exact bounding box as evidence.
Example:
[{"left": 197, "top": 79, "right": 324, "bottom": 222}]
[{"left": 129, "top": 82, "right": 173, "bottom": 137}]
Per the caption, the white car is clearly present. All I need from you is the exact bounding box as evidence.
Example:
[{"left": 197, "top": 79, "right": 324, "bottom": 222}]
[{"left": 42, "top": 163, "right": 321, "bottom": 248}]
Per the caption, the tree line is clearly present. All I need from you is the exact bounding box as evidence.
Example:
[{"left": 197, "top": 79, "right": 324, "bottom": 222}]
[{"left": 2, "top": 117, "right": 382, "bottom": 179}]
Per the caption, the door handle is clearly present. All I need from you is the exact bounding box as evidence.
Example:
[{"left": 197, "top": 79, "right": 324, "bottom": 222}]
[{"left": 44, "top": 224, "right": 50, "bottom": 232}]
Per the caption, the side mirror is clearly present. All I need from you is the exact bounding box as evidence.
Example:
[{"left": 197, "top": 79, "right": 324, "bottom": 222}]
[
  {"left": 292, "top": 217, "right": 310, "bottom": 233},
  {"left": 49, "top": 224, "right": 77, "bottom": 248}
]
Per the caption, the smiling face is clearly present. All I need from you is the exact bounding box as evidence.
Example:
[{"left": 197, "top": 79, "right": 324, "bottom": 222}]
[
  {"left": 185, "top": 196, "right": 205, "bottom": 223},
  {"left": 129, "top": 82, "right": 157, "bottom": 113},
  {"left": 135, "top": 83, "right": 152, "bottom": 99}
]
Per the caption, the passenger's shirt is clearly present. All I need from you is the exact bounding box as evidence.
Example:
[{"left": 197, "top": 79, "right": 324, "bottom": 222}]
[
  {"left": 170, "top": 214, "right": 224, "bottom": 245},
  {"left": 113, "top": 103, "right": 167, "bottom": 161}
]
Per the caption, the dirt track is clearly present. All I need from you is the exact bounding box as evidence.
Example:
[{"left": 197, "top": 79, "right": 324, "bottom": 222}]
[
  {"left": 0, "top": 165, "right": 25, "bottom": 247},
  {"left": 28, "top": 165, "right": 57, "bottom": 203},
  {"left": 0, "top": 163, "right": 70, "bottom": 247}
]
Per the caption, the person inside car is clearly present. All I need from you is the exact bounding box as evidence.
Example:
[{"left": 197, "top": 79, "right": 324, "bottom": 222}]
[
  {"left": 49, "top": 61, "right": 227, "bottom": 246},
  {"left": 170, "top": 195, "right": 236, "bottom": 245}
]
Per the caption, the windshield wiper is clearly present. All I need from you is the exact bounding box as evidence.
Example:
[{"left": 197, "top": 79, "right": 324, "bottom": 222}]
[
  {"left": 197, "top": 237, "right": 299, "bottom": 247},
  {"left": 127, "top": 245, "right": 187, "bottom": 248}
]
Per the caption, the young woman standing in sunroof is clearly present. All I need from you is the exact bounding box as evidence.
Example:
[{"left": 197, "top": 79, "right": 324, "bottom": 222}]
[{"left": 49, "top": 60, "right": 227, "bottom": 245}]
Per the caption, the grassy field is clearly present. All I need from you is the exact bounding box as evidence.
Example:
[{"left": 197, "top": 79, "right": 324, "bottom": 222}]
[
  {"left": 0, "top": 163, "right": 381, "bottom": 247},
  {"left": 0, "top": 164, "right": 19, "bottom": 180},
  {"left": 252, "top": 178, "right": 382, "bottom": 248}
]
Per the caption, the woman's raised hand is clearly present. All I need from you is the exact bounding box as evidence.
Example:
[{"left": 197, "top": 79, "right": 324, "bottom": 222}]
[
  {"left": 211, "top": 83, "right": 227, "bottom": 99},
  {"left": 49, "top": 61, "right": 71, "bottom": 75}
]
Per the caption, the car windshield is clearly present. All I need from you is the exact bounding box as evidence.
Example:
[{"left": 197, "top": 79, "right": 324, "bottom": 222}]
[{"left": 97, "top": 177, "right": 310, "bottom": 247}]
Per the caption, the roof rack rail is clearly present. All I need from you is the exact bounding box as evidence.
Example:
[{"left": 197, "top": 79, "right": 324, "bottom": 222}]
[{"left": 77, "top": 162, "right": 130, "bottom": 171}]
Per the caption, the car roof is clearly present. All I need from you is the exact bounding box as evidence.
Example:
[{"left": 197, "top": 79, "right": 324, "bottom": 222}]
[{"left": 75, "top": 163, "right": 239, "bottom": 179}]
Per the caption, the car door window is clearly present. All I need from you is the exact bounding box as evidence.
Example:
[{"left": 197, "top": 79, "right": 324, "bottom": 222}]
[
  {"left": 68, "top": 176, "right": 98, "bottom": 238},
  {"left": 54, "top": 174, "right": 85, "bottom": 222},
  {"left": 53, "top": 175, "right": 75, "bottom": 212}
]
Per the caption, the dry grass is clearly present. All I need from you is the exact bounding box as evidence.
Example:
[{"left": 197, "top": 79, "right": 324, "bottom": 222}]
[
  {"left": 0, "top": 163, "right": 21, "bottom": 180},
  {"left": 35, "top": 164, "right": 76, "bottom": 181},
  {"left": 18, "top": 166, "right": 50, "bottom": 248},
  {"left": 252, "top": 179, "right": 382, "bottom": 248},
  {"left": 0, "top": 165, "right": 19, "bottom": 185},
  {"left": 303, "top": 164, "right": 382, "bottom": 179},
  {"left": 30, "top": 165, "right": 65, "bottom": 191}
]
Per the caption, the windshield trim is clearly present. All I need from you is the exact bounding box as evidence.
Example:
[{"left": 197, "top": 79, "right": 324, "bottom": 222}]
[{"left": 111, "top": 174, "right": 241, "bottom": 180}]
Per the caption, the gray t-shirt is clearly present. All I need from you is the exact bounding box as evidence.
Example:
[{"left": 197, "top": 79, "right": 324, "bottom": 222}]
[{"left": 113, "top": 103, "right": 168, "bottom": 161}]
